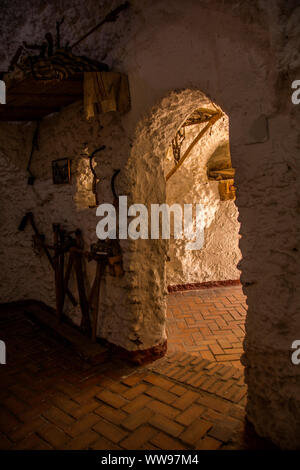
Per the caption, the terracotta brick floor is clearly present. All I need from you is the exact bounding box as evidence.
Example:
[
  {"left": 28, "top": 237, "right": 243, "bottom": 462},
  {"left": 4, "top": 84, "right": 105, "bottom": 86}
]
[
  {"left": 167, "top": 285, "right": 246, "bottom": 368},
  {"left": 0, "top": 291, "right": 275, "bottom": 450}
]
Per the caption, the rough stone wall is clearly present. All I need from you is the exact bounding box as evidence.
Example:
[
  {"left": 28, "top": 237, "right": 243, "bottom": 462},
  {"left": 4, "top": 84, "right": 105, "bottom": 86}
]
[
  {"left": 1, "top": 0, "right": 300, "bottom": 448},
  {"left": 164, "top": 109, "right": 241, "bottom": 286},
  {"left": 239, "top": 2, "right": 300, "bottom": 451},
  {"left": 0, "top": 105, "right": 132, "bottom": 339}
]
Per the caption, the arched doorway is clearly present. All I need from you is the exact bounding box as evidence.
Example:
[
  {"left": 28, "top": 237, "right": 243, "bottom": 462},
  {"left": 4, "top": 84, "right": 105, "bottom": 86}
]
[
  {"left": 123, "top": 88, "right": 244, "bottom": 357},
  {"left": 165, "top": 101, "right": 240, "bottom": 286},
  {"left": 163, "top": 97, "right": 244, "bottom": 365}
]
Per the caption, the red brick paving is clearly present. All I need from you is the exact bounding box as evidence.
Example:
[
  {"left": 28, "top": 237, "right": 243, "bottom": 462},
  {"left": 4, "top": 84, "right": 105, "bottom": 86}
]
[
  {"left": 167, "top": 285, "right": 246, "bottom": 368},
  {"left": 0, "top": 297, "right": 275, "bottom": 450}
]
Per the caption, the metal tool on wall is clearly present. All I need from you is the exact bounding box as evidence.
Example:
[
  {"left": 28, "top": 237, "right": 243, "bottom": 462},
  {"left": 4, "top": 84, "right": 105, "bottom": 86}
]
[
  {"left": 82, "top": 145, "right": 106, "bottom": 208},
  {"left": 26, "top": 121, "right": 40, "bottom": 185},
  {"left": 111, "top": 168, "right": 120, "bottom": 206},
  {"left": 166, "top": 107, "right": 223, "bottom": 182},
  {"left": 18, "top": 212, "right": 77, "bottom": 306}
]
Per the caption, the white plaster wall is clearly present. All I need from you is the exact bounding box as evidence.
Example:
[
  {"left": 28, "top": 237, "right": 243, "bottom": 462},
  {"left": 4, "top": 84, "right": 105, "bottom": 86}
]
[
  {"left": 164, "top": 110, "right": 241, "bottom": 286},
  {"left": 0, "top": 0, "right": 279, "bottom": 352},
  {"left": 0, "top": 105, "right": 133, "bottom": 341},
  {"left": 1, "top": 0, "right": 300, "bottom": 448}
]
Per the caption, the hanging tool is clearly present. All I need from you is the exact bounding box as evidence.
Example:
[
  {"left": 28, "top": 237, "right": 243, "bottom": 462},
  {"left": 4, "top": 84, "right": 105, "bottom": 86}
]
[
  {"left": 69, "top": 238, "right": 124, "bottom": 341},
  {"left": 26, "top": 121, "right": 40, "bottom": 185},
  {"left": 111, "top": 168, "right": 120, "bottom": 205},
  {"left": 70, "top": 2, "right": 130, "bottom": 50},
  {"left": 171, "top": 127, "right": 185, "bottom": 164},
  {"left": 166, "top": 110, "right": 223, "bottom": 182},
  {"left": 18, "top": 212, "right": 77, "bottom": 306},
  {"left": 55, "top": 17, "right": 65, "bottom": 49},
  {"left": 85, "top": 145, "right": 106, "bottom": 208}
]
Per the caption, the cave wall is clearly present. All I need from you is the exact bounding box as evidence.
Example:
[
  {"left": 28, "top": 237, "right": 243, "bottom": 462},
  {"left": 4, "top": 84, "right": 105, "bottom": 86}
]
[{"left": 0, "top": 0, "right": 300, "bottom": 448}]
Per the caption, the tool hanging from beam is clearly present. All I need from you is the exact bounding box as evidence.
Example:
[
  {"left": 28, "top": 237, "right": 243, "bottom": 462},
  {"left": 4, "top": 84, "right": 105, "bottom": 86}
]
[
  {"left": 166, "top": 107, "right": 223, "bottom": 182},
  {"left": 70, "top": 2, "right": 130, "bottom": 50},
  {"left": 86, "top": 145, "right": 106, "bottom": 208}
]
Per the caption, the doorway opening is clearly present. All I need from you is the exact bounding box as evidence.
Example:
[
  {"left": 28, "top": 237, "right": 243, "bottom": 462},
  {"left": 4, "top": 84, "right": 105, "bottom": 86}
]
[{"left": 164, "top": 97, "right": 245, "bottom": 368}]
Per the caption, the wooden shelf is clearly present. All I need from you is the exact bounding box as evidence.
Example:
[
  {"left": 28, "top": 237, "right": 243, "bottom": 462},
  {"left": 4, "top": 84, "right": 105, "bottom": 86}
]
[
  {"left": 208, "top": 167, "right": 235, "bottom": 180},
  {"left": 0, "top": 73, "right": 83, "bottom": 121}
]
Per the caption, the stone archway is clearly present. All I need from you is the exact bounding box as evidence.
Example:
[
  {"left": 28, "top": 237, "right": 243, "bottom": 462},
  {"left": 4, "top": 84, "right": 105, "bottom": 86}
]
[
  {"left": 123, "top": 83, "right": 300, "bottom": 449},
  {"left": 123, "top": 88, "right": 237, "bottom": 352}
]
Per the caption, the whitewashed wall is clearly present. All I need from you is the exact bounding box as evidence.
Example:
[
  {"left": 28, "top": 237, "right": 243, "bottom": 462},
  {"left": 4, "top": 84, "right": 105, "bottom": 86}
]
[{"left": 0, "top": 0, "right": 300, "bottom": 448}]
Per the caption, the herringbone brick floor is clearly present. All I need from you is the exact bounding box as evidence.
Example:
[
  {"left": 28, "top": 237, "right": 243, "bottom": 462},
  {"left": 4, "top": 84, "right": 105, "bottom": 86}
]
[
  {"left": 167, "top": 285, "right": 246, "bottom": 368},
  {"left": 0, "top": 288, "right": 274, "bottom": 450}
]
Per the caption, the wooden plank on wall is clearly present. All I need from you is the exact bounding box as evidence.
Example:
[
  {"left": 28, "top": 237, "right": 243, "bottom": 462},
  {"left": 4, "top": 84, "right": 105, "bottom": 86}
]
[{"left": 0, "top": 74, "right": 83, "bottom": 121}]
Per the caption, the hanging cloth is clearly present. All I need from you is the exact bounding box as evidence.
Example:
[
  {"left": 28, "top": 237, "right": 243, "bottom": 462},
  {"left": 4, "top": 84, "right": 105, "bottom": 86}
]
[{"left": 84, "top": 71, "right": 130, "bottom": 119}]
